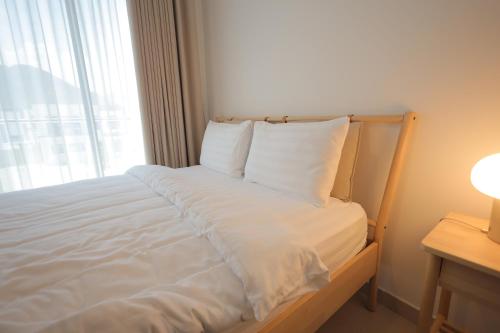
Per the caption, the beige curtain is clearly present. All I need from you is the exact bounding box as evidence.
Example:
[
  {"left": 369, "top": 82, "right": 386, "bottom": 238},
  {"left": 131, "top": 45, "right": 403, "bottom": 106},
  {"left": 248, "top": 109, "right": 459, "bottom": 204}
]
[{"left": 127, "top": 0, "right": 206, "bottom": 167}]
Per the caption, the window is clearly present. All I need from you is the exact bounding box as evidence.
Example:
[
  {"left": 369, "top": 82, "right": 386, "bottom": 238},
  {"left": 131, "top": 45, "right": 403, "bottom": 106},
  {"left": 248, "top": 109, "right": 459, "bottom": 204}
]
[{"left": 0, "top": 0, "right": 144, "bottom": 193}]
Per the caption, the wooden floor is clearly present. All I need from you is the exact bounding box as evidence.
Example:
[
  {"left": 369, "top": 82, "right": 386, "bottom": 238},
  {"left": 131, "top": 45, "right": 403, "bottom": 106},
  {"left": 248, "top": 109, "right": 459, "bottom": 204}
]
[{"left": 317, "top": 293, "right": 416, "bottom": 333}]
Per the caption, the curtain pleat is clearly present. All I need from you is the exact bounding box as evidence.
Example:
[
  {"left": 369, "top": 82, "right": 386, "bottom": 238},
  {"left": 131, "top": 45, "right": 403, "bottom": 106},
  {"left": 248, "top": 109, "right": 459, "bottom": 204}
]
[
  {"left": 174, "top": 0, "right": 206, "bottom": 166},
  {"left": 127, "top": 0, "right": 206, "bottom": 168}
]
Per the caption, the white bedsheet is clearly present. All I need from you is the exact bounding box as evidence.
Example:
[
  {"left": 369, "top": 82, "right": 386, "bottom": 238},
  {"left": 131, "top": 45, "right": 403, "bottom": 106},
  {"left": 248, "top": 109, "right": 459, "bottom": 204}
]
[
  {"left": 175, "top": 166, "right": 367, "bottom": 270},
  {"left": 0, "top": 165, "right": 366, "bottom": 332}
]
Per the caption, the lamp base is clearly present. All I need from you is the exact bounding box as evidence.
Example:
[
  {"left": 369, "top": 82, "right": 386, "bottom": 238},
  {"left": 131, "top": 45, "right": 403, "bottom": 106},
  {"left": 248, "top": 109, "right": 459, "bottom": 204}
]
[{"left": 488, "top": 198, "right": 500, "bottom": 244}]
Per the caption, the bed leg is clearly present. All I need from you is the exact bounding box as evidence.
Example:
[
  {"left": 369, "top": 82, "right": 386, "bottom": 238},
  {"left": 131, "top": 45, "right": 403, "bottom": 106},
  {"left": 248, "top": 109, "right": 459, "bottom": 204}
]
[{"left": 367, "top": 274, "right": 378, "bottom": 311}]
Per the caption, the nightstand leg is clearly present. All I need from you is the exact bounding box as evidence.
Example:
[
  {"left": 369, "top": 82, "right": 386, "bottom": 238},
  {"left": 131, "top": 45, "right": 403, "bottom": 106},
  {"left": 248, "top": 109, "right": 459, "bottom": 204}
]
[
  {"left": 437, "top": 287, "right": 451, "bottom": 319},
  {"left": 417, "top": 254, "right": 442, "bottom": 333}
]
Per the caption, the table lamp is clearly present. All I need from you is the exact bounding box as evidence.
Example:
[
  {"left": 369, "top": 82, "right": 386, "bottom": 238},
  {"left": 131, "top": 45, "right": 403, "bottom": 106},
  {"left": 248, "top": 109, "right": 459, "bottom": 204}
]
[{"left": 471, "top": 153, "right": 500, "bottom": 243}]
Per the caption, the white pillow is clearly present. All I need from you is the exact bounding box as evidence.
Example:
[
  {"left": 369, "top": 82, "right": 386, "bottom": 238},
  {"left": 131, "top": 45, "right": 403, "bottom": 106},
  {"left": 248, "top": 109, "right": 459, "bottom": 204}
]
[
  {"left": 244, "top": 117, "right": 349, "bottom": 206},
  {"left": 200, "top": 120, "right": 253, "bottom": 177}
]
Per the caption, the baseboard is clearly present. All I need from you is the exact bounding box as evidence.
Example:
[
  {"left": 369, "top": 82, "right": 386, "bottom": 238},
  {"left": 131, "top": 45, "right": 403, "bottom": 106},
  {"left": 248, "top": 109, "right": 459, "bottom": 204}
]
[{"left": 360, "top": 284, "right": 419, "bottom": 324}]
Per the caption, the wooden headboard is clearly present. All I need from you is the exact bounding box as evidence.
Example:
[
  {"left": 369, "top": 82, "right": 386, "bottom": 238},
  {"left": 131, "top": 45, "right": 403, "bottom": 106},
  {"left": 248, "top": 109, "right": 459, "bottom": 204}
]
[
  {"left": 217, "top": 112, "right": 417, "bottom": 332},
  {"left": 215, "top": 112, "right": 417, "bottom": 245}
]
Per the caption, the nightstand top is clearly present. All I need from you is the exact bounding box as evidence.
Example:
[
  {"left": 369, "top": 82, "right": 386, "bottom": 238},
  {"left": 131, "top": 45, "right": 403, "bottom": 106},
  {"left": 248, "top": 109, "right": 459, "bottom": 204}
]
[{"left": 422, "top": 212, "right": 500, "bottom": 278}]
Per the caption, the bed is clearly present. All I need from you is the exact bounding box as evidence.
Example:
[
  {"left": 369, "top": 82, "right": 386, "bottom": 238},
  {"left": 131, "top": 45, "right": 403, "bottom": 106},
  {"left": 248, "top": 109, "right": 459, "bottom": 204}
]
[{"left": 0, "top": 112, "right": 416, "bottom": 332}]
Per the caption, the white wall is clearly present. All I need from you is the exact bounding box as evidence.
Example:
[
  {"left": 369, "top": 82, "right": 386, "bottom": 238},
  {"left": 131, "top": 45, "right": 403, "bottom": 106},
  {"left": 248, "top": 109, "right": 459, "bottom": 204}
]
[{"left": 201, "top": 1, "right": 500, "bottom": 331}]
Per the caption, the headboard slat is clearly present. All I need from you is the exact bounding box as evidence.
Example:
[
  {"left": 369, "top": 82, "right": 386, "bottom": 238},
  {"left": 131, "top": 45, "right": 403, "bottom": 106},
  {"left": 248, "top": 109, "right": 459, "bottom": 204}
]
[{"left": 216, "top": 114, "right": 404, "bottom": 124}]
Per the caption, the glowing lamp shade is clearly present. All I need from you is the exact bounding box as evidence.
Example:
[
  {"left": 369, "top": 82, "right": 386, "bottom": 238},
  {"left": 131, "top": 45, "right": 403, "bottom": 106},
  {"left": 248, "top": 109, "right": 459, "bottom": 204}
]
[
  {"left": 471, "top": 153, "right": 500, "bottom": 199},
  {"left": 471, "top": 153, "right": 500, "bottom": 243}
]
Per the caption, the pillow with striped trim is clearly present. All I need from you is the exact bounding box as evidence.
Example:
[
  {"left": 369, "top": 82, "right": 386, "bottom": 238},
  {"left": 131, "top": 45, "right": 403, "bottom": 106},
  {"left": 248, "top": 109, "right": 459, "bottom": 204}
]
[
  {"left": 200, "top": 120, "right": 253, "bottom": 177},
  {"left": 244, "top": 118, "right": 349, "bottom": 207}
]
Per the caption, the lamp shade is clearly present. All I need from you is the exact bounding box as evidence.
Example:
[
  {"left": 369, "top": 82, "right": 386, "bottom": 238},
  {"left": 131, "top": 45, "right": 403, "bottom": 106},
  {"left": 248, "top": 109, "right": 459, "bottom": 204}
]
[{"left": 471, "top": 153, "right": 500, "bottom": 199}]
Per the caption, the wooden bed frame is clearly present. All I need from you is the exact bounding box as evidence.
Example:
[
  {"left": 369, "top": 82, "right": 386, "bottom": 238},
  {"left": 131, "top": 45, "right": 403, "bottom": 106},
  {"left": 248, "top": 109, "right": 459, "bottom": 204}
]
[{"left": 216, "top": 112, "right": 417, "bottom": 333}]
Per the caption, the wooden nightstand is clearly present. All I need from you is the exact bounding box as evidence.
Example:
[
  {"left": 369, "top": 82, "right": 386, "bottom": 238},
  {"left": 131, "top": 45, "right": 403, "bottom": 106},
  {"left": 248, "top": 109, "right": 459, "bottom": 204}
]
[{"left": 417, "top": 212, "right": 500, "bottom": 333}]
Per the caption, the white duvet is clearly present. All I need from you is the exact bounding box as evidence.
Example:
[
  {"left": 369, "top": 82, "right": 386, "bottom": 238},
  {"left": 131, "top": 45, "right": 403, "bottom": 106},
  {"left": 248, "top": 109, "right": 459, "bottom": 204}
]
[{"left": 0, "top": 165, "right": 336, "bottom": 332}]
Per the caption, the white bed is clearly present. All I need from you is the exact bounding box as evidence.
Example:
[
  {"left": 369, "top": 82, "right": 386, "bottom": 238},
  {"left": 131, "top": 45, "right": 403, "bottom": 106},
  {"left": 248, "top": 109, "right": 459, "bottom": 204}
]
[{"left": 0, "top": 165, "right": 366, "bottom": 333}]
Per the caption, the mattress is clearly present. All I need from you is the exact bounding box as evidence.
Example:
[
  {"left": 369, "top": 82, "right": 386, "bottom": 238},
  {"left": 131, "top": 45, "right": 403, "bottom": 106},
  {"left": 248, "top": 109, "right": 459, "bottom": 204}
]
[
  {"left": 0, "top": 165, "right": 367, "bottom": 332},
  {"left": 298, "top": 199, "right": 367, "bottom": 270}
]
